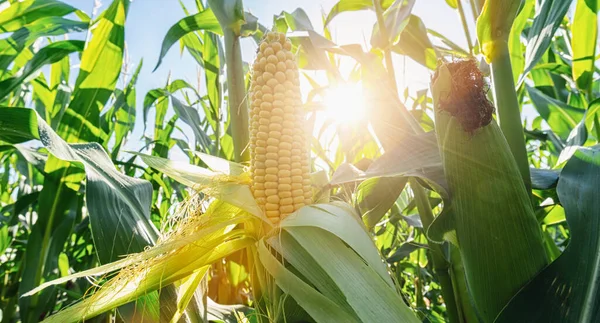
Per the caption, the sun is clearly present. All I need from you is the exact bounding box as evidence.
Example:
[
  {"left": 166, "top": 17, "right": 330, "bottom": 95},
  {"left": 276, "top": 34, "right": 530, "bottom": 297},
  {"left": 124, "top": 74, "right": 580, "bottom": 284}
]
[{"left": 323, "top": 83, "right": 366, "bottom": 124}]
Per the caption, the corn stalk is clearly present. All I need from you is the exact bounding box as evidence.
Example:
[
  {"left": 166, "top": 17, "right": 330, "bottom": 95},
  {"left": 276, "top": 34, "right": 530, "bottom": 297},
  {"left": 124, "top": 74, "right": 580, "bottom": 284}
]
[{"left": 208, "top": 0, "right": 250, "bottom": 162}]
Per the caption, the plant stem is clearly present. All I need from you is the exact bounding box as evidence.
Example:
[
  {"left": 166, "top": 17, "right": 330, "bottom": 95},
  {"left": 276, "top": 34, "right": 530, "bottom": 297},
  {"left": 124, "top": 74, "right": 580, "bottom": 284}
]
[
  {"left": 411, "top": 179, "right": 462, "bottom": 323},
  {"left": 223, "top": 28, "right": 250, "bottom": 162},
  {"left": 468, "top": 0, "right": 479, "bottom": 22},
  {"left": 448, "top": 244, "right": 479, "bottom": 322},
  {"left": 490, "top": 41, "right": 532, "bottom": 193},
  {"left": 471, "top": 0, "right": 483, "bottom": 15},
  {"left": 372, "top": 0, "right": 398, "bottom": 93},
  {"left": 456, "top": 0, "right": 474, "bottom": 54}
]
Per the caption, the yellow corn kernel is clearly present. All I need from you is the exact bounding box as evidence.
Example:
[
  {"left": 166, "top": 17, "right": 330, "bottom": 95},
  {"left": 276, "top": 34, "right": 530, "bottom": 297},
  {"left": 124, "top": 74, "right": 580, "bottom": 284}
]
[
  {"left": 266, "top": 210, "right": 280, "bottom": 218},
  {"left": 266, "top": 195, "right": 280, "bottom": 204},
  {"left": 263, "top": 47, "right": 274, "bottom": 57},
  {"left": 265, "top": 203, "right": 279, "bottom": 211},
  {"left": 250, "top": 32, "right": 312, "bottom": 222},
  {"left": 280, "top": 197, "right": 293, "bottom": 206},
  {"left": 277, "top": 62, "right": 287, "bottom": 72},
  {"left": 279, "top": 183, "right": 292, "bottom": 191},
  {"left": 276, "top": 51, "right": 286, "bottom": 61},
  {"left": 265, "top": 174, "right": 277, "bottom": 182},
  {"left": 265, "top": 63, "right": 276, "bottom": 74},
  {"left": 280, "top": 205, "right": 294, "bottom": 213}
]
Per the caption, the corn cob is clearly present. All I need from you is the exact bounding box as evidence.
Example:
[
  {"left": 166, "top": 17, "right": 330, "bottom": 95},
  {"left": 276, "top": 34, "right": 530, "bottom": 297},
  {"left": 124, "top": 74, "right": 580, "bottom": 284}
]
[
  {"left": 249, "top": 32, "right": 311, "bottom": 224},
  {"left": 431, "top": 60, "right": 547, "bottom": 322}
]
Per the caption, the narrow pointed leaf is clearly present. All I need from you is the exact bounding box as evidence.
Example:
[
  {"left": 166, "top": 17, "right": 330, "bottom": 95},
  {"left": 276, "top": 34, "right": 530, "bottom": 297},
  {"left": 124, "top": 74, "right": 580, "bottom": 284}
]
[{"left": 497, "top": 146, "right": 600, "bottom": 322}]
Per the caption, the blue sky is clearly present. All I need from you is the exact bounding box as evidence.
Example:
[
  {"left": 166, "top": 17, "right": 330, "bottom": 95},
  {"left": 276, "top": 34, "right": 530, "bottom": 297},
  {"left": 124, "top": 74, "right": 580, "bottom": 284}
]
[{"left": 60, "top": 0, "right": 473, "bottom": 159}]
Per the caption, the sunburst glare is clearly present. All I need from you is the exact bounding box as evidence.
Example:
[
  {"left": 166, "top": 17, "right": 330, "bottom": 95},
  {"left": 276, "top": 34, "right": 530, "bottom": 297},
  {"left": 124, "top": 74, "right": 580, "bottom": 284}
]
[{"left": 323, "top": 83, "right": 366, "bottom": 124}]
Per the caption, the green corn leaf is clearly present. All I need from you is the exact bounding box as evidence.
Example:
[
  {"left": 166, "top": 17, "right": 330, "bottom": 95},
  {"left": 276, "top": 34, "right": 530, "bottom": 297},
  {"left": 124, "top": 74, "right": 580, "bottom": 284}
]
[
  {"left": 153, "top": 8, "right": 222, "bottom": 71},
  {"left": 507, "top": 0, "right": 534, "bottom": 83},
  {"left": 391, "top": 15, "right": 437, "bottom": 70},
  {"left": 0, "top": 106, "right": 157, "bottom": 258},
  {"left": 0, "top": 107, "right": 39, "bottom": 143},
  {"left": 496, "top": 146, "right": 600, "bottom": 322},
  {"left": 283, "top": 8, "right": 315, "bottom": 31},
  {"left": 357, "top": 176, "right": 407, "bottom": 229},
  {"left": 330, "top": 131, "right": 449, "bottom": 195},
  {"left": 428, "top": 28, "right": 469, "bottom": 57},
  {"left": 57, "top": 0, "right": 129, "bottom": 144},
  {"left": 532, "top": 62, "right": 572, "bottom": 75},
  {"left": 324, "top": 0, "right": 395, "bottom": 26},
  {"left": 0, "top": 40, "right": 84, "bottom": 100},
  {"left": 142, "top": 79, "right": 196, "bottom": 131},
  {"left": 571, "top": 0, "right": 599, "bottom": 90},
  {"left": 386, "top": 240, "right": 429, "bottom": 263},
  {"left": 202, "top": 32, "right": 222, "bottom": 140},
  {"left": 0, "top": 0, "right": 82, "bottom": 32},
  {"left": 371, "top": 0, "right": 416, "bottom": 49},
  {"left": 530, "top": 168, "right": 559, "bottom": 189},
  {"left": 0, "top": 103, "right": 164, "bottom": 322},
  {"left": 171, "top": 96, "right": 213, "bottom": 150},
  {"left": 520, "top": 0, "right": 572, "bottom": 84},
  {"left": 108, "top": 59, "right": 142, "bottom": 159},
  {"left": 206, "top": 0, "right": 244, "bottom": 34},
  {"left": 527, "top": 85, "right": 586, "bottom": 139},
  {"left": 0, "top": 17, "right": 88, "bottom": 71}
]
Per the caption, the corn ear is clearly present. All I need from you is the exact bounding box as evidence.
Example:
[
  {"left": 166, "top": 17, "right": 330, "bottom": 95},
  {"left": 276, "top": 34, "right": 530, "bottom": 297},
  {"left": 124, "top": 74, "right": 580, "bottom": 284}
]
[
  {"left": 431, "top": 60, "right": 548, "bottom": 322},
  {"left": 249, "top": 32, "right": 312, "bottom": 224}
]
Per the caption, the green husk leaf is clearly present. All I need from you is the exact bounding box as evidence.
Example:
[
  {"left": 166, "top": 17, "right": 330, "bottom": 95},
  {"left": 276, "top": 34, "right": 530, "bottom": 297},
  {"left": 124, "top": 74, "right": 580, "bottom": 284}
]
[
  {"left": 279, "top": 202, "right": 393, "bottom": 287},
  {"left": 432, "top": 61, "right": 548, "bottom": 321},
  {"left": 132, "top": 152, "right": 265, "bottom": 220},
  {"left": 285, "top": 226, "right": 419, "bottom": 323},
  {"left": 256, "top": 240, "right": 360, "bottom": 323}
]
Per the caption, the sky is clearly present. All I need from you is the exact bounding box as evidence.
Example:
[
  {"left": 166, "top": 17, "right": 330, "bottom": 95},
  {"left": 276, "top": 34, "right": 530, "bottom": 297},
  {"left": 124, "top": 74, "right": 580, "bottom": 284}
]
[{"left": 58, "top": 0, "right": 474, "bottom": 160}]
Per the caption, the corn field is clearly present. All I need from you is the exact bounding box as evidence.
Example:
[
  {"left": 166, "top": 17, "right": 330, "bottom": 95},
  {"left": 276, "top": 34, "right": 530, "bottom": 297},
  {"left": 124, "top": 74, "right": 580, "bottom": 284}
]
[{"left": 0, "top": 0, "right": 599, "bottom": 322}]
